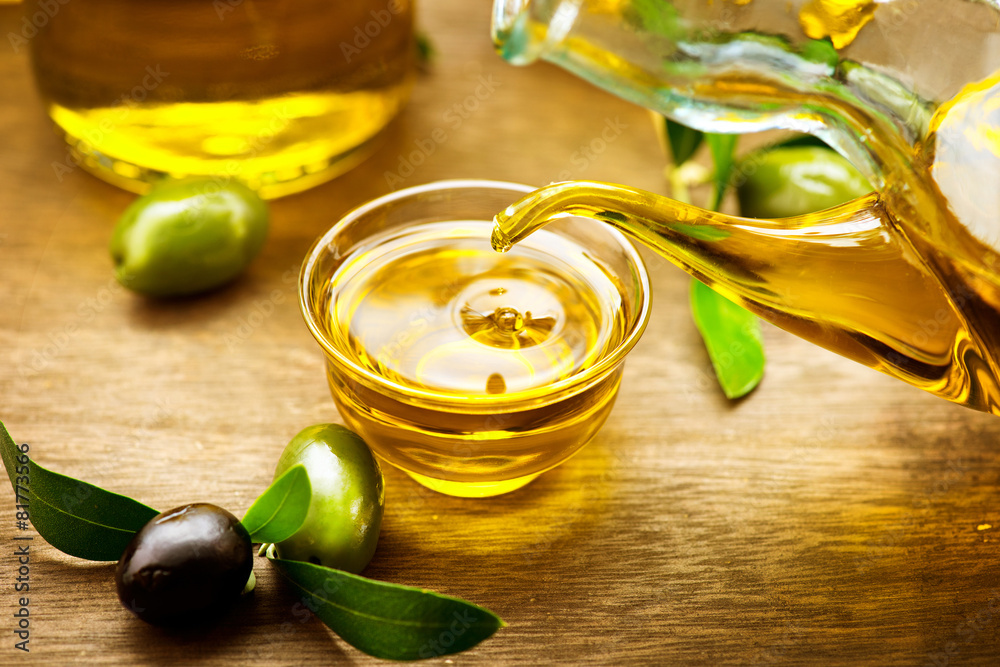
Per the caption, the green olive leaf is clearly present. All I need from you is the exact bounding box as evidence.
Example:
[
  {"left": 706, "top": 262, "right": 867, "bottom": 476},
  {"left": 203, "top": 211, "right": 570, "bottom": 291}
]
[
  {"left": 690, "top": 280, "right": 765, "bottom": 400},
  {"left": 268, "top": 553, "right": 505, "bottom": 660},
  {"left": 627, "top": 0, "right": 684, "bottom": 40},
  {"left": 771, "top": 133, "right": 830, "bottom": 151},
  {"left": 799, "top": 38, "right": 839, "bottom": 70},
  {"left": 661, "top": 125, "right": 763, "bottom": 400},
  {"left": 705, "top": 132, "right": 739, "bottom": 211},
  {"left": 416, "top": 32, "right": 434, "bottom": 64},
  {"left": 673, "top": 223, "right": 731, "bottom": 243},
  {"left": 664, "top": 117, "right": 704, "bottom": 167},
  {"left": 0, "top": 421, "right": 159, "bottom": 561},
  {"left": 241, "top": 463, "right": 311, "bottom": 543}
]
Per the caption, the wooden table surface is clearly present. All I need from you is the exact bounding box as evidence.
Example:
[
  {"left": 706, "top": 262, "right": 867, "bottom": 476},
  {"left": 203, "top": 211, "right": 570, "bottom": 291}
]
[{"left": 3, "top": 2, "right": 1000, "bottom": 665}]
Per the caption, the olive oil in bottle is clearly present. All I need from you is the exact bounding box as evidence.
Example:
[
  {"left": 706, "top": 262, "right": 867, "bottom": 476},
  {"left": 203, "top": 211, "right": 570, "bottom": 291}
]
[{"left": 27, "top": 0, "right": 415, "bottom": 198}]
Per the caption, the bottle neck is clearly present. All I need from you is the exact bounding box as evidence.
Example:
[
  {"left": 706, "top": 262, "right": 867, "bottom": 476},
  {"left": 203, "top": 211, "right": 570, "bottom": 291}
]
[{"left": 492, "top": 1, "right": 933, "bottom": 193}]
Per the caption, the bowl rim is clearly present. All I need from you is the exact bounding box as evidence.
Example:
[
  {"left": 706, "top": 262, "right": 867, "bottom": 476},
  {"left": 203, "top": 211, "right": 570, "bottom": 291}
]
[{"left": 298, "top": 178, "right": 652, "bottom": 408}]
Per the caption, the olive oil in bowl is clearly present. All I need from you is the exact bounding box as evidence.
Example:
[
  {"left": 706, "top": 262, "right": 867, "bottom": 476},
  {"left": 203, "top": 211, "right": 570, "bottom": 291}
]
[{"left": 300, "top": 182, "right": 650, "bottom": 497}]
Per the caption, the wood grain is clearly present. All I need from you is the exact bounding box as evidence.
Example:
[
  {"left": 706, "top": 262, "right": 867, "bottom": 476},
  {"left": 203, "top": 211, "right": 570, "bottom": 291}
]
[{"left": 2, "top": 2, "right": 1000, "bottom": 665}]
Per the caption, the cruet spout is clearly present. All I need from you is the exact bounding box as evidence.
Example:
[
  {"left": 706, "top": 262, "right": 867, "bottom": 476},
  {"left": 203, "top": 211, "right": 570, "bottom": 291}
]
[{"left": 493, "top": 181, "right": 1000, "bottom": 414}]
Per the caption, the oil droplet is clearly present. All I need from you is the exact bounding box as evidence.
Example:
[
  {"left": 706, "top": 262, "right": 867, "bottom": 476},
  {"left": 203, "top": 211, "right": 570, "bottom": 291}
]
[
  {"left": 491, "top": 223, "right": 513, "bottom": 253},
  {"left": 799, "top": 0, "right": 878, "bottom": 49},
  {"left": 461, "top": 304, "right": 558, "bottom": 349},
  {"left": 494, "top": 307, "right": 525, "bottom": 334},
  {"left": 490, "top": 287, "right": 507, "bottom": 296},
  {"left": 977, "top": 523, "right": 993, "bottom": 531},
  {"left": 486, "top": 373, "right": 507, "bottom": 394}
]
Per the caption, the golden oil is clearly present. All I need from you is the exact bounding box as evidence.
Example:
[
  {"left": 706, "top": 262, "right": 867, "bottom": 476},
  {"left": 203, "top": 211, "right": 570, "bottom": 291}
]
[
  {"left": 492, "top": 68, "right": 1000, "bottom": 413},
  {"left": 316, "top": 220, "right": 634, "bottom": 497},
  {"left": 798, "top": 0, "right": 878, "bottom": 48},
  {"left": 26, "top": 0, "right": 414, "bottom": 198},
  {"left": 491, "top": 0, "right": 1000, "bottom": 413},
  {"left": 329, "top": 222, "right": 627, "bottom": 393}
]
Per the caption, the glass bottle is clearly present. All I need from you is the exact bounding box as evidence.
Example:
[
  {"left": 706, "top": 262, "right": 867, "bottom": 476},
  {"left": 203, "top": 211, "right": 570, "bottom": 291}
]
[
  {"left": 492, "top": 0, "right": 1000, "bottom": 414},
  {"left": 25, "top": 0, "right": 415, "bottom": 198}
]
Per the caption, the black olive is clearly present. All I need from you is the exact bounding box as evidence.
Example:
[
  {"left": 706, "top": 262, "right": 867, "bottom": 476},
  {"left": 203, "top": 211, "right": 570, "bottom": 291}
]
[{"left": 115, "top": 503, "right": 252, "bottom": 626}]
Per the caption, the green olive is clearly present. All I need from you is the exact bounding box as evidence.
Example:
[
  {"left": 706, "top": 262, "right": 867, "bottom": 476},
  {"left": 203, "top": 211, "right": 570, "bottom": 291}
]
[
  {"left": 272, "top": 424, "right": 384, "bottom": 574},
  {"left": 735, "top": 145, "right": 872, "bottom": 218},
  {"left": 110, "top": 178, "right": 269, "bottom": 297}
]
